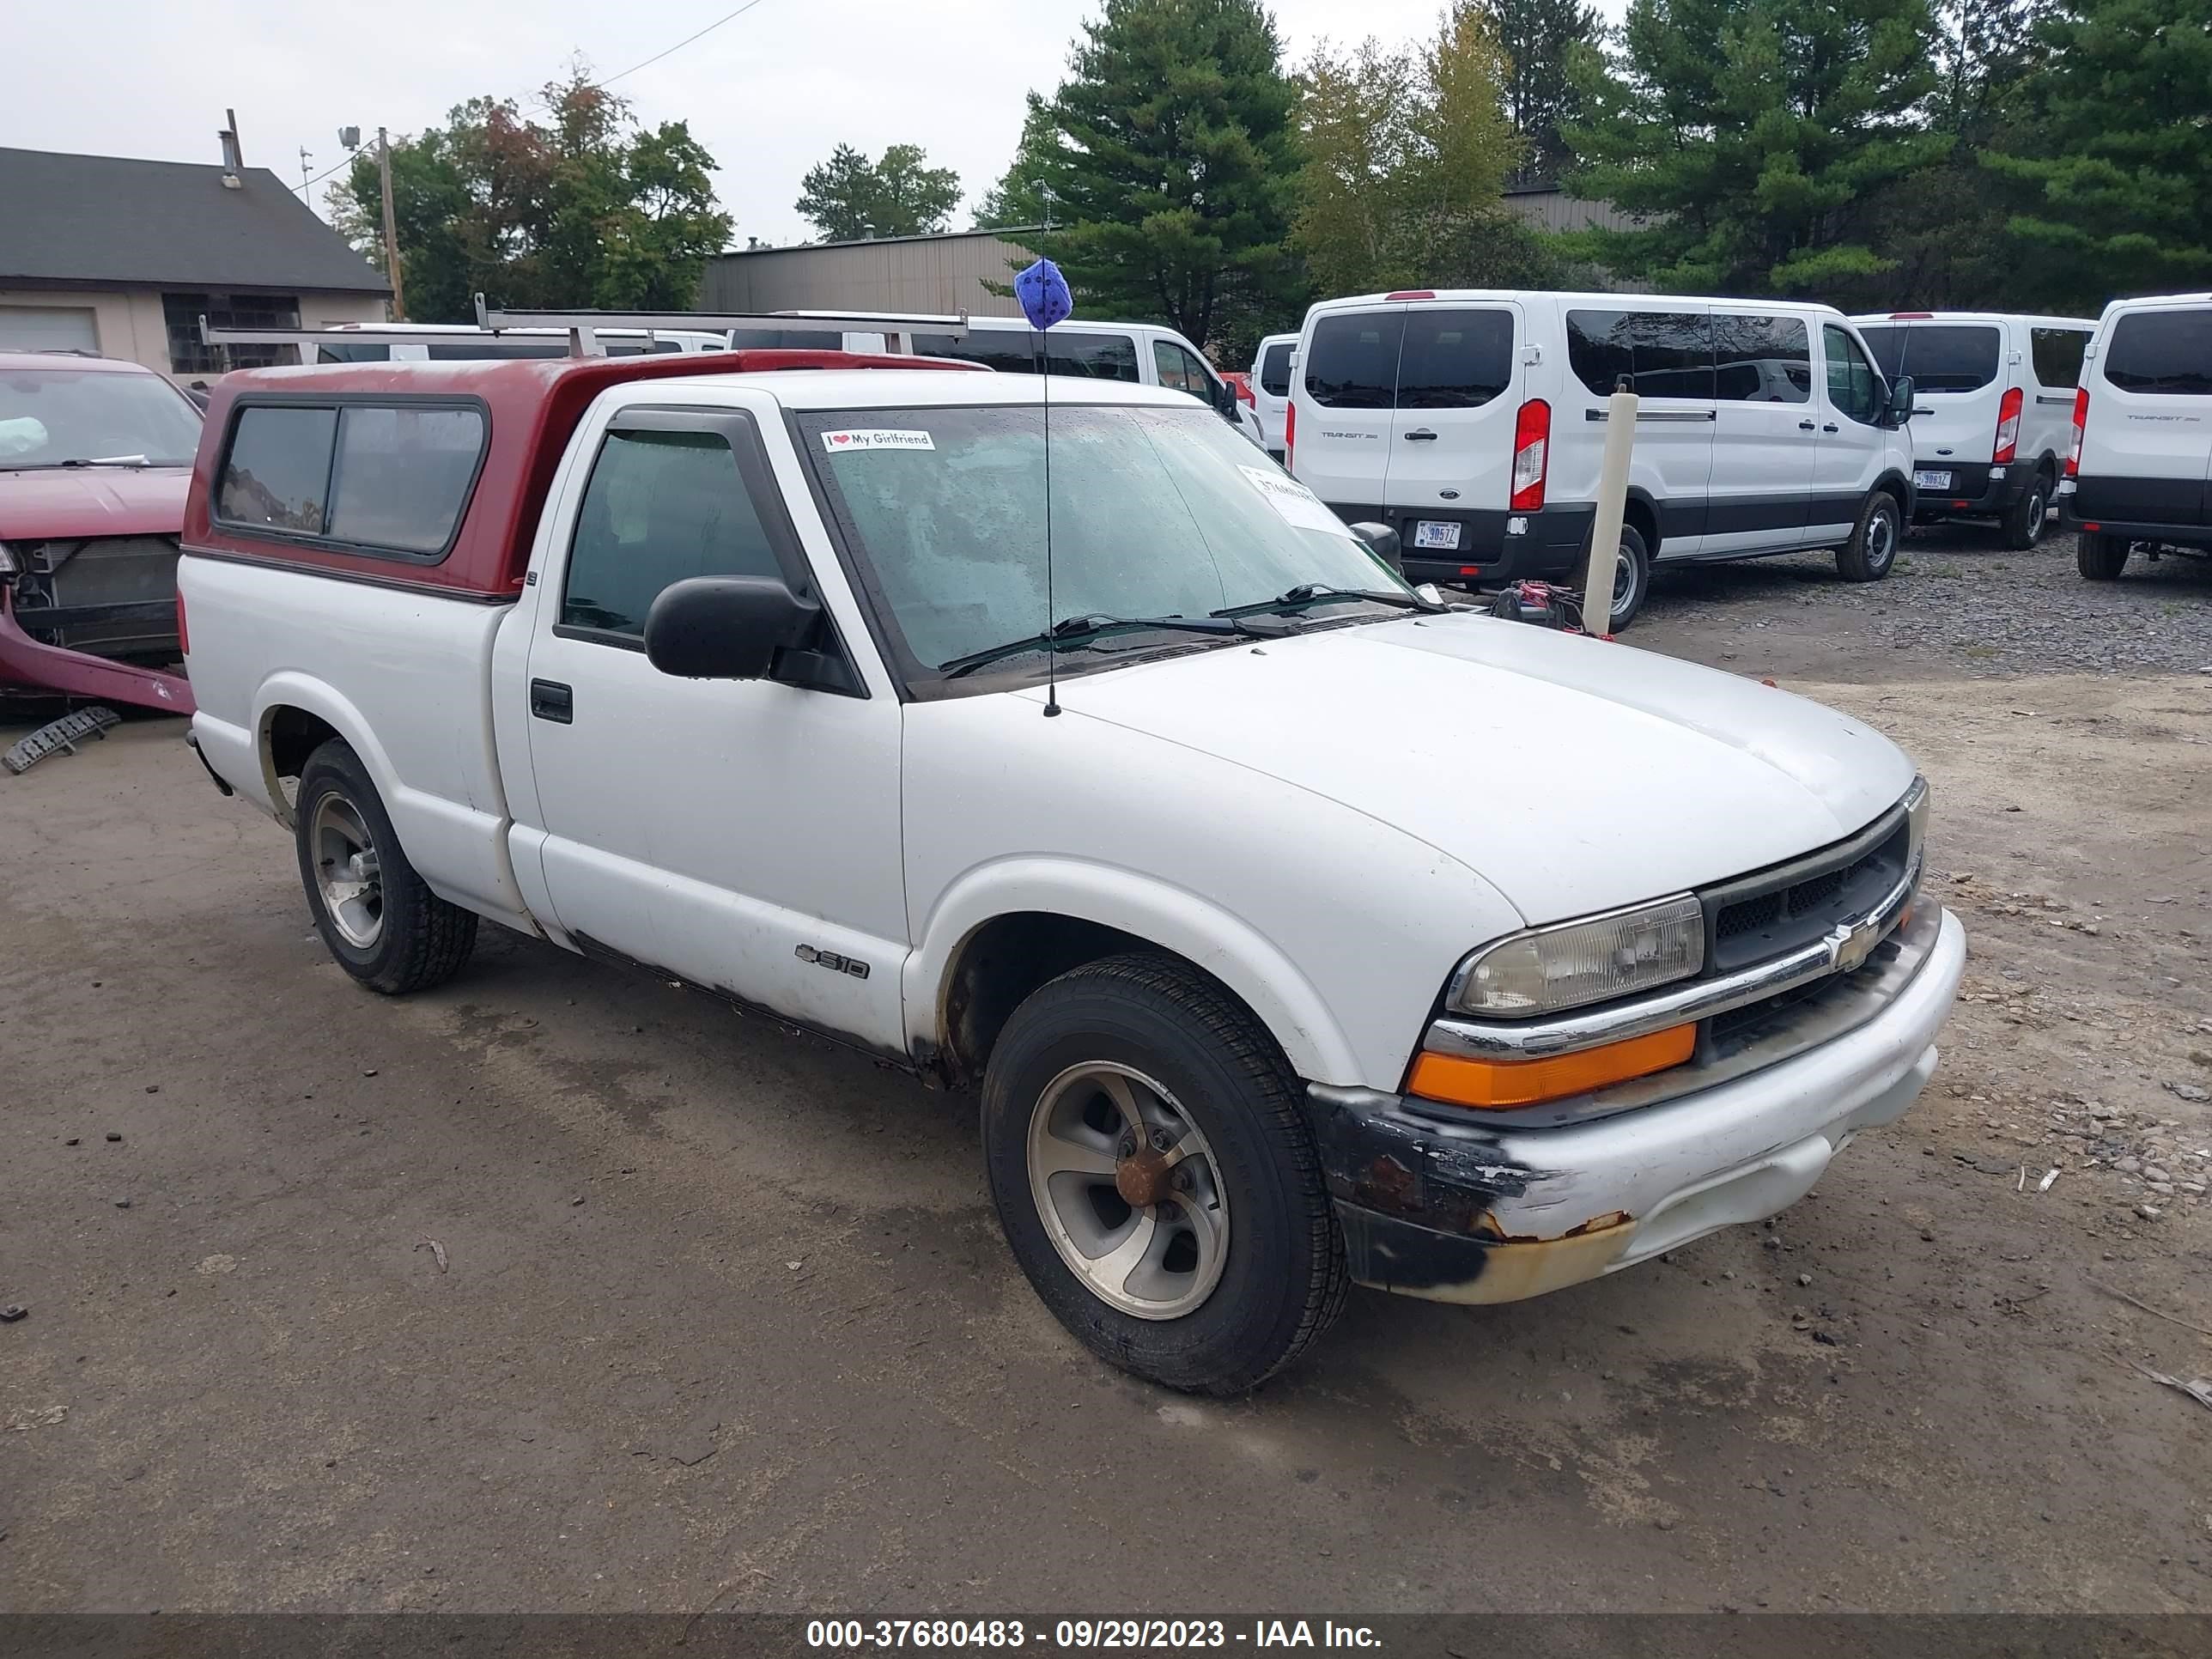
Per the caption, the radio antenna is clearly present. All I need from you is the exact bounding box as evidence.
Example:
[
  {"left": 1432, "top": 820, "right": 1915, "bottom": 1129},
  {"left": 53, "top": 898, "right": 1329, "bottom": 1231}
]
[{"left": 1014, "top": 256, "right": 1073, "bottom": 718}]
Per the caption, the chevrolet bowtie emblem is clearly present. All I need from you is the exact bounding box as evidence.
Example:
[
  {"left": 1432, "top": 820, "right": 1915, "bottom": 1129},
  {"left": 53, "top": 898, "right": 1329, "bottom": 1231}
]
[{"left": 1826, "top": 916, "right": 1881, "bottom": 973}]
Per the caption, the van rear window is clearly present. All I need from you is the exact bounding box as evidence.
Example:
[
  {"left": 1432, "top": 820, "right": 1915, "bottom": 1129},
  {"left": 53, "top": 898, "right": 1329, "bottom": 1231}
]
[
  {"left": 1304, "top": 313, "right": 1405, "bottom": 409},
  {"left": 1856, "top": 325, "right": 1998, "bottom": 393},
  {"left": 2103, "top": 311, "right": 2212, "bottom": 395},
  {"left": 215, "top": 399, "right": 486, "bottom": 558},
  {"left": 1259, "top": 342, "right": 1293, "bottom": 398},
  {"left": 1396, "top": 310, "right": 1514, "bottom": 409}
]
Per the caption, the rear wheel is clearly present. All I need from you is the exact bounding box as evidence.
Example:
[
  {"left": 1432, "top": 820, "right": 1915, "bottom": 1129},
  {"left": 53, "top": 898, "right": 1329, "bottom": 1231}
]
[
  {"left": 295, "top": 740, "right": 477, "bottom": 994},
  {"left": 1601, "top": 524, "right": 1652, "bottom": 632},
  {"left": 2002, "top": 471, "right": 2052, "bottom": 550},
  {"left": 2077, "top": 532, "right": 2131, "bottom": 580},
  {"left": 1837, "top": 489, "right": 1902, "bottom": 582},
  {"left": 981, "top": 954, "right": 1347, "bottom": 1395}
]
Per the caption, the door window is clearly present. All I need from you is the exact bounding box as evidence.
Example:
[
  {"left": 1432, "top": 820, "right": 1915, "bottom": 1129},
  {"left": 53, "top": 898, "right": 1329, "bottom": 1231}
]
[
  {"left": 2030, "top": 327, "right": 2090, "bottom": 390},
  {"left": 1152, "top": 339, "right": 1213, "bottom": 399},
  {"left": 909, "top": 330, "right": 1142, "bottom": 382},
  {"left": 1304, "top": 313, "right": 1405, "bottom": 408},
  {"left": 1395, "top": 309, "right": 1515, "bottom": 409},
  {"left": 1565, "top": 310, "right": 1715, "bottom": 399},
  {"left": 1822, "top": 325, "right": 1884, "bottom": 425},
  {"left": 1258, "top": 343, "right": 1293, "bottom": 398},
  {"left": 1712, "top": 315, "right": 1812, "bottom": 404},
  {"left": 560, "top": 429, "right": 786, "bottom": 639},
  {"left": 2102, "top": 311, "right": 2212, "bottom": 395}
]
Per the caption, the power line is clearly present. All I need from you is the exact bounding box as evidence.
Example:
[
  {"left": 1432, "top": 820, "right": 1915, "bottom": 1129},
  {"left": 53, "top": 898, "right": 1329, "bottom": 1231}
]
[
  {"left": 599, "top": 0, "right": 775, "bottom": 88},
  {"left": 292, "top": 149, "right": 356, "bottom": 197}
]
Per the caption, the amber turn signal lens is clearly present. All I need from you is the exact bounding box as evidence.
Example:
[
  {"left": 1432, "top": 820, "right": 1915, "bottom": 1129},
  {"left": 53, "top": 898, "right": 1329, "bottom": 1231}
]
[{"left": 1408, "top": 1024, "right": 1697, "bottom": 1110}]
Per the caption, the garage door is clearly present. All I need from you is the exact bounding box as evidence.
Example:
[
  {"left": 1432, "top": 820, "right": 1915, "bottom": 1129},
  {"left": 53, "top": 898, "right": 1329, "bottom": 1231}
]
[{"left": 0, "top": 306, "right": 100, "bottom": 353}]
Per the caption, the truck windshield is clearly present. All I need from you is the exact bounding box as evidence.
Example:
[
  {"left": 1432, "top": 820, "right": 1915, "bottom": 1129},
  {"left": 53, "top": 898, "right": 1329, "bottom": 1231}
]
[
  {"left": 799, "top": 402, "right": 1406, "bottom": 684},
  {"left": 0, "top": 368, "right": 204, "bottom": 469}
]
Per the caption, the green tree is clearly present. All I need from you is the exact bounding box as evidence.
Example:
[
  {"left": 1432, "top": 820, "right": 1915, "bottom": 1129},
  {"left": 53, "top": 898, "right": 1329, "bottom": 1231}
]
[
  {"left": 1044, "top": 0, "right": 1304, "bottom": 350},
  {"left": 795, "top": 143, "right": 962, "bottom": 241},
  {"left": 333, "top": 70, "right": 730, "bottom": 319},
  {"left": 1293, "top": 7, "right": 1539, "bottom": 297},
  {"left": 1985, "top": 0, "right": 2212, "bottom": 309},
  {"left": 973, "top": 94, "right": 1067, "bottom": 229},
  {"left": 1475, "top": 0, "right": 1599, "bottom": 182},
  {"left": 1823, "top": 0, "right": 2045, "bottom": 311},
  {"left": 1565, "top": 0, "right": 1942, "bottom": 294}
]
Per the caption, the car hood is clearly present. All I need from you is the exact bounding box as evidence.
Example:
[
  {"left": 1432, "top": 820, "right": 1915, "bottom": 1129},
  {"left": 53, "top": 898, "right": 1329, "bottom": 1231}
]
[
  {"left": 0, "top": 466, "right": 190, "bottom": 539},
  {"left": 1043, "top": 613, "right": 1916, "bottom": 925}
]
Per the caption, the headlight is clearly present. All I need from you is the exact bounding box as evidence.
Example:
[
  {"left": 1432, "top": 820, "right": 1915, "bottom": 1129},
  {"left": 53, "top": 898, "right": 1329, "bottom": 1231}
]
[
  {"left": 1903, "top": 774, "right": 1929, "bottom": 874},
  {"left": 1455, "top": 895, "right": 1705, "bottom": 1018},
  {"left": 0, "top": 542, "right": 16, "bottom": 577}
]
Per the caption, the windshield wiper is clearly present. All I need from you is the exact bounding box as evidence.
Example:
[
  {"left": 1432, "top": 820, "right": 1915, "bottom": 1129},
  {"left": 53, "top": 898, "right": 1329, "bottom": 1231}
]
[
  {"left": 1212, "top": 583, "right": 1445, "bottom": 620},
  {"left": 939, "top": 613, "right": 1285, "bottom": 679},
  {"left": 0, "top": 456, "right": 160, "bottom": 472}
]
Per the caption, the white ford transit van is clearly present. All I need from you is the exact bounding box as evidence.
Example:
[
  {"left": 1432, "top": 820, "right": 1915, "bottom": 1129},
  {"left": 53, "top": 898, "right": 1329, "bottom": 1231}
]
[
  {"left": 1289, "top": 290, "right": 1917, "bottom": 627},
  {"left": 738, "top": 315, "right": 1264, "bottom": 447},
  {"left": 1249, "top": 331, "right": 1297, "bottom": 460},
  {"left": 2060, "top": 292, "right": 2212, "bottom": 580},
  {"left": 1853, "top": 311, "right": 2094, "bottom": 548}
]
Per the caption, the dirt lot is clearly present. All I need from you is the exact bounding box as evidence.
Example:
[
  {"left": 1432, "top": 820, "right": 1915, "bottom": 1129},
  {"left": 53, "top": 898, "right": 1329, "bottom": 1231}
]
[{"left": 2, "top": 526, "right": 2208, "bottom": 1615}]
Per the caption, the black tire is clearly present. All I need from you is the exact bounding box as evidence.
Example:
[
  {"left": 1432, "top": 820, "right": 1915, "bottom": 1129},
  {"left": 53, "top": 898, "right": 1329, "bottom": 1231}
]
[
  {"left": 295, "top": 739, "right": 477, "bottom": 994},
  {"left": 2002, "top": 470, "right": 2052, "bottom": 550},
  {"left": 2077, "top": 532, "right": 2130, "bottom": 580},
  {"left": 1599, "top": 522, "right": 1652, "bottom": 632},
  {"left": 1836, "top": 489, "right": 1903, "bottom": 582},
  {"left": 981, "top": 954, "right": 1348, "bottom": 1395}
]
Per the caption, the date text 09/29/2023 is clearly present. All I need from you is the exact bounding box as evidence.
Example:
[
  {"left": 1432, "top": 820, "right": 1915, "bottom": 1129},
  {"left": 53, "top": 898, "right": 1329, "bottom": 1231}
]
[{"left": 805, "top": 1620, "right": 1382, "bottom": 1650}]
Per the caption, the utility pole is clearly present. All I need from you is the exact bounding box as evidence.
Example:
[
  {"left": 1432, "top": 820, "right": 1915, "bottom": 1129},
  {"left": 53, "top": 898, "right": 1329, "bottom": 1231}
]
[{"left": 377, "top": 127, "right": 406, "bottom": 321}]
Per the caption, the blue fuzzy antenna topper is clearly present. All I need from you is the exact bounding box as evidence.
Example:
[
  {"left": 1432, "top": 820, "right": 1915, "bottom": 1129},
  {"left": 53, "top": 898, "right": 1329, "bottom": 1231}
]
[{"left": 1015, "top": 258, "right": 1072, "bottom": 331}]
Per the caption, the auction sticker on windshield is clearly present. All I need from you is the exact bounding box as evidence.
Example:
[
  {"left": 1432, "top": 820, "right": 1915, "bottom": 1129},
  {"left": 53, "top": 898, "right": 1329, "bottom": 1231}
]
[
  {"left": 820, "top": 429, "right": 936, "bottom": 453},
  {"left": 1239, "top": 465, "right": 1352, "bottom": 538}
]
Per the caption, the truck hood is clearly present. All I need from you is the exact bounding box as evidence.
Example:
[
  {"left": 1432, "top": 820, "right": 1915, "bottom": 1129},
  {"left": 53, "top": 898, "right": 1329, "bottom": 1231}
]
[
  {"left": 0, "top": 466, "right": 190, "bottom": 540},
  {"left": 1043, "top": 613, "right": 1915, "bottom": 925}
]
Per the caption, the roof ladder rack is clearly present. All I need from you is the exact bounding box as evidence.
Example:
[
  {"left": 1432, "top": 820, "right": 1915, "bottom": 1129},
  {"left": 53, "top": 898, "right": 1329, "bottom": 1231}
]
[{"left": 472, "top": 296, "right": 972, "bottom": 356}]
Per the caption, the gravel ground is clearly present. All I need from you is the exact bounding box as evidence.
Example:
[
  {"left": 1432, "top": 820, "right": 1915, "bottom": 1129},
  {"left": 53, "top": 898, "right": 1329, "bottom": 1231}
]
[
  {"left": 1637, "top": 522, "right": 2212, "bottom": 678},
  {"left": 1, "top": 518, "right": 2207, "bottom": 1618}
]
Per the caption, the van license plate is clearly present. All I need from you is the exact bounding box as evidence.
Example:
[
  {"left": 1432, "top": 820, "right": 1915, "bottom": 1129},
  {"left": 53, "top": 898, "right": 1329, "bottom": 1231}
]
[
  {"left": 1413, "top": 520, "right": 1462, "bottom": 550},
  {"left": 1913, "top": 470, "right": 1953, "bottom": 490}
]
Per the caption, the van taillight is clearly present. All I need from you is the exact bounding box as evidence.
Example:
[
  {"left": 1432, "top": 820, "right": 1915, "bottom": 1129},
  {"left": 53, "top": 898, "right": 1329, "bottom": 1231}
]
[
  {"left": 1993, "top": 386, "right": 2022, "bottom": 465},
  {"left": 1510, "top": 399, "right": 1550, "bottom": 512},
  {"left": 1284, "top": 399, "right": 1297, "bottom": 475},
  {"left": 2067, "top": 387, "right": 2088, "bottom": 477},
  {"left": 176, "top": 589, "right": 189, "bottom": 657}
]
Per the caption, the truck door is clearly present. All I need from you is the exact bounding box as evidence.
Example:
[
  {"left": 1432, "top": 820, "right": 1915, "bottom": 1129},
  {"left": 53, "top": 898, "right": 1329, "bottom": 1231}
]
[{"left": 509, "top": 399, "right": 908, "bottom": 1054}]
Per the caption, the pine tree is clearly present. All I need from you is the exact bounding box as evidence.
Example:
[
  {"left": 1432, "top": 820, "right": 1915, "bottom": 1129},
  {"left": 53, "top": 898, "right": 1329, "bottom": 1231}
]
[
  {"left": 795, "top": 143, "right": 962, "bottom": 242},
  {"left": 973, "top": 95, "right": 1067, "bottom": 229},
  {"left": 1985, "top": 0, "right": 2212, "bottom": 308},
  {"left": 1046, "top": 0, "right": 1303, "bottom": 349},
  {"left": 1475, "top": 0, "right": 1599, "bottom": 184},
  {"left": 1565, "top": 0, "right": 1942, "bottom": 294}
]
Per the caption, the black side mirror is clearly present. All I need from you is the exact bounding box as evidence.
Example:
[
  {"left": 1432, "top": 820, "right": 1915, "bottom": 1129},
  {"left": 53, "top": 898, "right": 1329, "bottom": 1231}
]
[
  {"left": 1212, "top": 378, "right": 1239, "bottom": 419},
  {"left": 645, "top": 576, "right": 820, "bottom": 680},
  {"left": 1347, "top": 520, "right": 1403, "bottom": 575},
  {"left": 1885, "top": 374, "right": 1916, "bottom": 428}
]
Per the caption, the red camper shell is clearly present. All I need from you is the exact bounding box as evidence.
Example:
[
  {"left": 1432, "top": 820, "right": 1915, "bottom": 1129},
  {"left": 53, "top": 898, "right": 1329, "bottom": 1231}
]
[{"left": 183, "top": 349, "right": 985, "bottom": 599}]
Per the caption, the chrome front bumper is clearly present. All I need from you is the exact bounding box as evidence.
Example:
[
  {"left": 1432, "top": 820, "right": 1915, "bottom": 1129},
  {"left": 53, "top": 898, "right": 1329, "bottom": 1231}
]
[{"left": 1304, "top": 906, "right": 1967, "bottom": 1304}]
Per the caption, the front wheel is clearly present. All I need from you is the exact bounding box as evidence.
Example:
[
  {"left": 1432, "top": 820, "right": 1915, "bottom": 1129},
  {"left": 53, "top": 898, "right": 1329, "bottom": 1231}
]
[
  {"left": 1837, "top": 489, "right": 1902, "bottom": 582},
  {"left": 981, "top": 955, "right": 1347, "bottom": 1395},
  {"left": 2077, "top": 532, "right": 2131, "bottom": 580},
  {"left": 295, "top": 739, "right": 477, "bottom": 994}
]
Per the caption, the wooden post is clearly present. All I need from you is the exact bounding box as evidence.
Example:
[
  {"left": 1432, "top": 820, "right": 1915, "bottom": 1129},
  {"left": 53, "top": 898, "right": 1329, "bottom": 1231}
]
[{"left": 377, "top": 128, "right": 406, "bottom": 322}]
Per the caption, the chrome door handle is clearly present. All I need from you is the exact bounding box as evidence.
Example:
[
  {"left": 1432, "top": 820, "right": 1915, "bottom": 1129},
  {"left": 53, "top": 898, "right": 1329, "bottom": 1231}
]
[{"left": 1403, "top": 428, "right": 1439, "bottom": 441}]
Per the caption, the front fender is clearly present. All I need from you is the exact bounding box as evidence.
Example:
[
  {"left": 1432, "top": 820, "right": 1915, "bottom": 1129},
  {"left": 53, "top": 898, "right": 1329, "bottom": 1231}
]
[{"left": 906, "top": 856, "right": 1364, "bottom": 1087}]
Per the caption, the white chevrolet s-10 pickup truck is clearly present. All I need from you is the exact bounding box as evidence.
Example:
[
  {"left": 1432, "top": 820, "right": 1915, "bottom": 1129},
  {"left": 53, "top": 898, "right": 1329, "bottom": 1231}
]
[{"left": 177, "top": 344, "right": 1965, "bottom": 1393}]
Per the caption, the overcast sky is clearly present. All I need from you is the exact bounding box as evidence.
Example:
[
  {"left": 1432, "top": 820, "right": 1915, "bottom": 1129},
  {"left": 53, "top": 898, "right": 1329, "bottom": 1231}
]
[{"left": 4, "top": 0, "right": 1622, "bottom": 252}]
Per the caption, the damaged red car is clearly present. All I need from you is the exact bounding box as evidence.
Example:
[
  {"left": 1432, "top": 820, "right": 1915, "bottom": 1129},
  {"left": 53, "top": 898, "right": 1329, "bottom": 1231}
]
[{"left": 0, "top": 351, "right": 199, "bottom": 715}]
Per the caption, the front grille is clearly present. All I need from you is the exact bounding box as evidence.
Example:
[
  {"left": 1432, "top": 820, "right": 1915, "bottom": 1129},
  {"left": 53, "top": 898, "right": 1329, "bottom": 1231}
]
[
  {"left": 1701, "top": 809, "right": 1913, "bottom": 975},
  {"left": 14, "top": 536, "right": 182, "bottom": 658}
]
